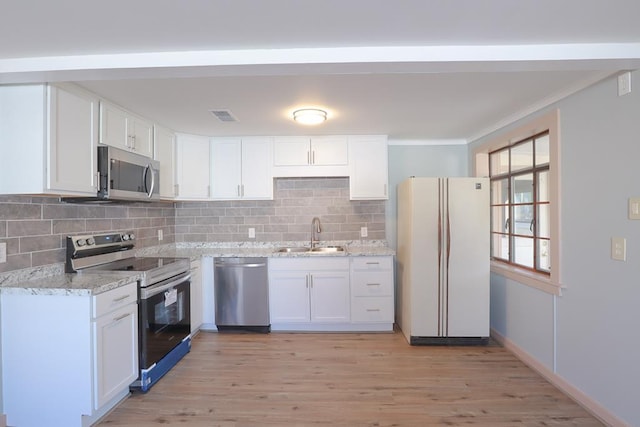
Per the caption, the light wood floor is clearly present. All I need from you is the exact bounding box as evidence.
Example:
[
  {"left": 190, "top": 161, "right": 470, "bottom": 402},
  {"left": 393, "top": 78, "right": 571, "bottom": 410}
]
[{"left": 99, "top": 331, "right": 603, "bottom": 426}]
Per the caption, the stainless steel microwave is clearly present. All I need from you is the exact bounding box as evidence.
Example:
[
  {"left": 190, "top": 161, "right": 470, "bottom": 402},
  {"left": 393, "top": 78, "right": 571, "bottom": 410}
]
[{"left": 97, "top": 145, "right": 160, "bottom": 202}]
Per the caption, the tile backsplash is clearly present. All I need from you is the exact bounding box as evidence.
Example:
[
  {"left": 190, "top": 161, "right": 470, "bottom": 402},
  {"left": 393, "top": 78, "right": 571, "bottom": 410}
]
[
  {"left": 175, "top": 178, "right": 386, "bottom": 243},
  {"left": 0, "top": 195, "right": 176, "bottom": 274},
  {"left": 0, "top": 177, "right": 386, "bottom": 275}
]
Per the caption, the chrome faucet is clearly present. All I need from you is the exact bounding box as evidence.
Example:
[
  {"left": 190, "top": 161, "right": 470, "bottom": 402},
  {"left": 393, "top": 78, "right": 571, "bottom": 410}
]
[{"left": 311, "top": 217, "right": 322, "bottom": 248}]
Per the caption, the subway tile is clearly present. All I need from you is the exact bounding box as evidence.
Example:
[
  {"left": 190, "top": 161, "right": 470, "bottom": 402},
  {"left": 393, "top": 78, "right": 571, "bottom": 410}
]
[
  {"left": 133, "top": 218, "right": 152, "bottom": 228},
  {"left": 111, "top": 218, "right": 136, "bottom": 230},
  {"left": 105, "top": 206, "right": 129, "bottom": 219},
  {"left": 199, "top": 207, "right": 226, "bottom": 217},
  {"left": 20, "top": 235, "right": 61, "bottom": 253},
  {"left": 0, "top": 195, "right": 34, "bottom": 204},
  {"left": 213, "top": 225, "right": 239, "bottom": 234},
  {"left": 52, "top": 219, "right": 86, "bottom": 234},
  {"left": 42, "top": 204, "right": 79, "bottom": 219},
  {"left": 128, "top": 207, "right": 149, "bottom": 218},
  {"left": 219, "top": 216, "right": 245, "bottom": 225},
  {"left": 0, "top": 221, "right": 5, "bottom": 237},
  {"left": 76, "top": 206, "right": 106, "bottom": 219},
  {"left": 195, "top": 217, "right": 220, "bottom": 225},
  {"left": 85, "top": 219, "right": 114, "bottom": 232},
  {"left": 31, "top": 248, "right": 65, "bottom": 267},
  {"left": 7, "top": 220, "right": 51, "bottom": 237},
  {"left": 224, "top": 207, "right": 252, "bottom": 217},
  {"left": 0, "top": 203, "right": 42, "bottom": 220},
  {"left": 0, "top": 254, "right": 31, "bottom": 273},
  {"left": 2, "top": 238, "right": 19, "bottom": 256}
]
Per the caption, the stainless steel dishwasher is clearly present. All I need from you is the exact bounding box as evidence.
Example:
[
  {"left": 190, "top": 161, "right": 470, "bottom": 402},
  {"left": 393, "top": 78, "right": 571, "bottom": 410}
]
[{"left": 214, "top": 257, "right": 270, "bottom": 333}]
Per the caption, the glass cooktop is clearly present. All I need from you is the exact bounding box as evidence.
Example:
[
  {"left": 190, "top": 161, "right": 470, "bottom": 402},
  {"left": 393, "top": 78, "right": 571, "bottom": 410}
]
[{"left": 95, "top": 257, "right": 186, "bottom": 272}]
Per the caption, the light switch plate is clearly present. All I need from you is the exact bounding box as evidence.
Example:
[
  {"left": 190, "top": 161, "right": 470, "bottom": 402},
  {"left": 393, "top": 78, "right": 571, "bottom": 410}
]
[
  {"left": 618, "top": 71, "right": 632, "bottom": 96},
  {"left": 157, "top": 229, "right": 163, "bottom": 241},
  {"left": 360, "top": 227, "right": 368, "bottom": 238},
  {"left": 0, "top": 242, "right": 6, "bottom": 264},
  {"left": 248, "top": 228, "right": 256, "bottom": 239},
  {"left": 629, "top": 198, "right": 640, "bottom": 219},
  {"left": 611, "top": 237, "right": 626, "bottom": 261}
]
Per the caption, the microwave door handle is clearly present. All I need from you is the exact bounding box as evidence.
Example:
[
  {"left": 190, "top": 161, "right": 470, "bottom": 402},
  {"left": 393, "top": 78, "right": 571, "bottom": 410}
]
[{"left": 145, "top": 164, "right": 156, "bottom": 198}]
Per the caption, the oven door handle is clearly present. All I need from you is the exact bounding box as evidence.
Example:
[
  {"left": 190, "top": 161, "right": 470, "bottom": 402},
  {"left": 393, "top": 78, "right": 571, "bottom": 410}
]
[{"left": 140, "top": 273, "right": 191, "bottom": 299}]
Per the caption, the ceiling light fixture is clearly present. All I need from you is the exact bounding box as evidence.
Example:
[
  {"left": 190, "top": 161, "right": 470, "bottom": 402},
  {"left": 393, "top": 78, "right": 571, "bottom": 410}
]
[{"left": 293, "top": 108, "right": 327, "bottom": 125}]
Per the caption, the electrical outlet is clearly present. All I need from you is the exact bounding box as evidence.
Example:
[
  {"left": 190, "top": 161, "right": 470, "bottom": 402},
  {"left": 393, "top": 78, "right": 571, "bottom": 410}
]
[
  {"left": 360, "top": 227, "right": 368, "bottom": 238},
  {"left": 618, "top": 71, "right": 632, "bottom": 96},
  {"left": 0, "top": 242, "right": 6, "bottom": 264},
  {"left": 629, "top": 197, "right": 640, "bottom": 219},
  {"left": 611, "top": 237, "right": 626, "bottom": 261},
  {"left": 248, "top": 228, "right": 256, "bottom": 239},
  {"left": 157, "top": 229, "right": 163, "bottom": 241}
]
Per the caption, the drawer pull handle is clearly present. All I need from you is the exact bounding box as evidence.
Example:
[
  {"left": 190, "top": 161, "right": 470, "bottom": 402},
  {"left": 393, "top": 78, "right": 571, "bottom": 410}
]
[
  {"left": 366, "top": 283, "right": 381, "bottom": 286},
  {"left": 365, "top": 262, "right": 380, "bottom": 265},
  {"left": 366, "top": 309, "right": 381, "bottom": 312},
  {"left": 113, "top": 313, "right": 130, "bottom": 322},
  {"left": 113, "top": 294, "right": 131, "bottom": 302}
]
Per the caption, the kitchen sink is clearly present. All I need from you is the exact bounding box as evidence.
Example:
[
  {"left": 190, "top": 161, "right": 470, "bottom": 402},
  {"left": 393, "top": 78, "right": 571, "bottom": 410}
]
[
  {"left": 275, "top": 247, "right": 309, "bottom": 253},
  {"left": 309, "top": 246, "right": 346, "bottom": 253},
  {"left": 274, "top": 245, "right": 346, "bottom": 254}
]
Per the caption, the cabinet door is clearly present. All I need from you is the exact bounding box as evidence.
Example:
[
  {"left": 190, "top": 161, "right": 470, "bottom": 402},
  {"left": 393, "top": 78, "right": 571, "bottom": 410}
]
[
  {"left": 93, "top": 303, "right": 138, "bottom": 410},
  {"left": 310, "top": 271, "right": 350, "bottom": 322},
  {"left": 269, "top": 271, "right": 311, "bottom": 323},
  {"left": 154, "top": 126, "right": 177, "bottom": 198},
  {"left": 273, "top": 136, "right": 310, "bottom": 166},
  {"left": 311, "top": 136, "right": 348, "bottom": 166},
  {"left": 348, "top": 135, "right": 389, "bottom": 200},
  {"left": 130, "top": 117, "right": 154, "bottom": 158},
  {"left": 190, "top": 260, "right": 203, "bottom": 334},
  {"left": 48, "top": 85, "right": 99, "bottom": 194},
  {"left": 175, "top": 134, "right": 211, "bottom": 199},
  {"left": 99, "top": 102, "right": 129, "bottom": 150},
  {"left": 242, "top": 137, "right": 273, "bottom": 199},
  {"left": 210, "top": 137, "right": 242, "bottom": 199}
]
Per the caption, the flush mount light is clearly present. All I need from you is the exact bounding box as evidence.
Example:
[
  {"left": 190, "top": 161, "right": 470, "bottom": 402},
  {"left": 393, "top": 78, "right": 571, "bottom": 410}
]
[{"left": 292, "top": 108, "right": 328, "bottom": 125}]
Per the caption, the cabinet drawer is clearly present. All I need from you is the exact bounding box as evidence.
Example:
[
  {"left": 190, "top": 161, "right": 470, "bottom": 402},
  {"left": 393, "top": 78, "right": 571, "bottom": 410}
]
[
  {"left": 269, "top": 257, "right": 349, "bottom": 271},
  {"left": 350, "top": 256, "right": 393, "bottom": 271},
  {"left": 93, "top": 282, "right": 138, "bottom": 318},
  {"left": 351, "top": 296, "right": 394, "bottom": 323},
  {"left": 351, "top": 272, "right": 393, "bottom": 296}
]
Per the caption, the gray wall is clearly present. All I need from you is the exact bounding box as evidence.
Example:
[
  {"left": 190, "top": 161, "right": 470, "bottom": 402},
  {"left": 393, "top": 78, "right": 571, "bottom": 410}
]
[
  {"left": 470, "top": 71, "right": 640, "bottom": 426},
  {"left": 386, "top": 144, "right": 469, "bottom": 250}
]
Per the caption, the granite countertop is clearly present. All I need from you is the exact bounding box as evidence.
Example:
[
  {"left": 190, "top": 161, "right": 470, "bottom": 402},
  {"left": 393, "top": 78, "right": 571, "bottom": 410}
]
[
  {"left": 0, "top": 241, "right": 394, "bottom": 296},
  {"left": 138, "top": 240, "right": 396, "bottom": 260},
  {"left": 0, "top": 270, "right": 144, "bottom": 297}
]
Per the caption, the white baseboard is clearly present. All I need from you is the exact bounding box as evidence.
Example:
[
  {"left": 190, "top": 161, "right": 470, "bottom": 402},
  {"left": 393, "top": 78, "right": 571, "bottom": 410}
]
[{"left": 491, "top": 328, "right": 630, "bottom": 427}]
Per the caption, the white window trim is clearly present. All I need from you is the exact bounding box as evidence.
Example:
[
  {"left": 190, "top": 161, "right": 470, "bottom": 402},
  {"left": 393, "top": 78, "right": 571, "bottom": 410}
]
[{"left": 473, "top": 109, "right": 563, "bottom": 296}]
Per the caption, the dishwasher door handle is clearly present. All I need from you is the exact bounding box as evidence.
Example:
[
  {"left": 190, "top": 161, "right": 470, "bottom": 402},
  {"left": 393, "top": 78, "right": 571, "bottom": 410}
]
[{"left": 214, "top": 262, "right": 266, "bottom": 268}]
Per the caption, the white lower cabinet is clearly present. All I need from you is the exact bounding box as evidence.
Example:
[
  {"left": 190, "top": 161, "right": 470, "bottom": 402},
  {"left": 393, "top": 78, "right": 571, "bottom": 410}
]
[
  {"left": 268, "top": 256, "right": 394, "bottom": 332},
  {"left": 269, "top": 258, "right": 350, "bottom": 330},
  {"left": 350, "top": 256, "right": 394, "bottom": 330},
  {"left": 190, "top": 259, "right": 204, "bottom": 335},
  {"left": 1, "top": 282, "right": 138, "bottom": 427}
]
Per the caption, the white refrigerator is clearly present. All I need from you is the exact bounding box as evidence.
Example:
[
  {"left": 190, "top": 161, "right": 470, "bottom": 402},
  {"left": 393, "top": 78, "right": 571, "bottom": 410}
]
[{"left": 396, "top": 177, "right": 490, "bottom": 345}]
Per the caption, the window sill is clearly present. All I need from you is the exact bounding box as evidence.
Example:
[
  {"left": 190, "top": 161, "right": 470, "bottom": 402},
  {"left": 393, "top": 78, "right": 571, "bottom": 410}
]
[{"left": 491, "top": 261, "right": 562, "bottom": 296}]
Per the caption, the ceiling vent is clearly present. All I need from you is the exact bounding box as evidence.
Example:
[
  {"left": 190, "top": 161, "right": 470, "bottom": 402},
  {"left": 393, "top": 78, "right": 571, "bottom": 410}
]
[{"left": 209, "top": 109, "right": 238, "bottom": 122}]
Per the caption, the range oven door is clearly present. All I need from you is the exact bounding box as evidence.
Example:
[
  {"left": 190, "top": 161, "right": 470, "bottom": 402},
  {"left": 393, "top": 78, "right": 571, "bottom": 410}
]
[{"left": 139, "top": 272, "right": 191, "bottom": 370}]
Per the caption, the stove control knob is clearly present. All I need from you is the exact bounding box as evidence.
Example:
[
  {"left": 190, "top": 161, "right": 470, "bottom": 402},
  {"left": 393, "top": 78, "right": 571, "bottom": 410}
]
[
  {"left": 128, "top": 233, "right": 135, "bottom": 241},
  {"left": 122, "top": 234, "right": 129, "bottom": 241},
  {"left": 86, "top": 237, "right": 95, "bottom": 246},
  {"left": 76, "top": 239, "right": 87, "bottom": 247}
]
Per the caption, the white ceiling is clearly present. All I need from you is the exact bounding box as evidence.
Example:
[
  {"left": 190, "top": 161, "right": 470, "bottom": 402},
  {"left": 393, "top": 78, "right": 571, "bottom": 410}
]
[{"left": 2, "top": 0, "right": 640, "bottom": 141}]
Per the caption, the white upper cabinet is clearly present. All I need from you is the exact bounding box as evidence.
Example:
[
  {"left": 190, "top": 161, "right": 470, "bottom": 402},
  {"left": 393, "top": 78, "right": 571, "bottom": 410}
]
[
  {"left": 99, "top": 101, "right": 154, "bottom": 158},
  {"left": 175, "top": 133, "right": 211, "bottom": 199},
  {"left": 272, "top": 136, "right": 348, "bottom": 177},
  {"left": 348, "top": 135, "right": 389, "bottom": 200},
  {"left": 0, "top": 83, "right": 99, "bottom": 196},
  {"left": 210, "top": 137, "right": 273, "bottom": 200},
  {"left": 154, "top": 125, "right": 177, "bottom": 199}
]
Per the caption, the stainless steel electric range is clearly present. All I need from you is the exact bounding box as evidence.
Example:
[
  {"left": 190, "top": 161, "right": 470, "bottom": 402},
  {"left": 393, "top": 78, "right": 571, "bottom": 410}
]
[{"left": 66, "top": 232, "right": 191, "bottom": 392}]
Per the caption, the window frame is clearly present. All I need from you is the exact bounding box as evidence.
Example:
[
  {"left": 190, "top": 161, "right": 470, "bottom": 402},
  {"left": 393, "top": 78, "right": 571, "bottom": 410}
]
[{"left": 473, "top": 110, "right": 562, "bottom": 296}]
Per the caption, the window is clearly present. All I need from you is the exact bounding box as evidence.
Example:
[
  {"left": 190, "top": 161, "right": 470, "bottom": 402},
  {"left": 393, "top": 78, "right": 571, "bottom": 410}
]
[
  {"left": 473, "top": 110, "right": 561, "bottom": 295},
  {"left": 489, "top": 132, "right": 550, "bottom": 274}
]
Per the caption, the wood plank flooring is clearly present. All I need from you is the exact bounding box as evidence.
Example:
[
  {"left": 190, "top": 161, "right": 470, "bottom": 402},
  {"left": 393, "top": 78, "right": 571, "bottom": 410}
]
[{"left": 98, "top": 331, "right": 603, "bottom": 426}]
